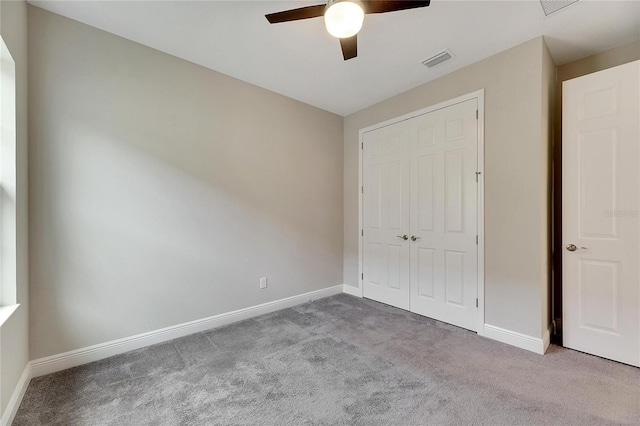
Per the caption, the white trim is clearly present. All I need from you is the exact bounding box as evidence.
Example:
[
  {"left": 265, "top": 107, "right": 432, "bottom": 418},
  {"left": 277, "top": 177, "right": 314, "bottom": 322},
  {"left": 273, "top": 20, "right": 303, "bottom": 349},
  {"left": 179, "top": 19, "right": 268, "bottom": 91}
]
[
  {"left": 342, "top": 284, "right": 363, "bottom": 297},
  {"left": 358, "top": 89, "right": 486, "bottom": 332},
  {"left": 358, "top": 90, "right": 485, "bottom": 135},
  {"left": 0, "top": 304, "right": 19, "bottom": 328},
  {"left": 30, "top": 285, "right": 343, "bottom": 378},
  {"left": 482, "top": 324, "right": 547, "bottom": 355},
  {"left": 0, "top": 363, "right": 31, "bottom": 426},
  {"left": 476, "top": 90, "right": 486, "bottom": 335},
  {"left": 357, "top": 112, "right": 364, "bottom": 297}
]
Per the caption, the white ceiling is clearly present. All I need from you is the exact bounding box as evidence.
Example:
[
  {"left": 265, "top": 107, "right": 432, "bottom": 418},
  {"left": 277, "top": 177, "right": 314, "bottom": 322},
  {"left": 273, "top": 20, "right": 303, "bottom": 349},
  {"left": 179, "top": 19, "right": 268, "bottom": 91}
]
[{"left": 28, "top": 0, "right": 640, "bottom": 116}]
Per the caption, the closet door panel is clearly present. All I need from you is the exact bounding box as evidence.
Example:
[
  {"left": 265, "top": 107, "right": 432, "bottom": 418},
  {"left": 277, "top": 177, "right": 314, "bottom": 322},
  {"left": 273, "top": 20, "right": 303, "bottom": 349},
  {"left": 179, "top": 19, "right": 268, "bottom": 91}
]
[
  {"left": 410, "top": 99, "right": 479, "bottom": 331},
  {"left": 362, "top": 121, "right": 411, "bottom": 310}
]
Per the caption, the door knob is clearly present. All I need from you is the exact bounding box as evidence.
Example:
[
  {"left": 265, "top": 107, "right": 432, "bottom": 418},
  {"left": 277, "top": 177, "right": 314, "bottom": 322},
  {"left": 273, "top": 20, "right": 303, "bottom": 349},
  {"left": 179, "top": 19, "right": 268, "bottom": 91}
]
[
  {"left": 566, "top": 244, "right": 577, "bottom": 252},
  {"left": 396, "top": 235, "right": 409, "bottom": 241},
  {"left": 411, "top": 236, "right": 421, "bottom": 241}
]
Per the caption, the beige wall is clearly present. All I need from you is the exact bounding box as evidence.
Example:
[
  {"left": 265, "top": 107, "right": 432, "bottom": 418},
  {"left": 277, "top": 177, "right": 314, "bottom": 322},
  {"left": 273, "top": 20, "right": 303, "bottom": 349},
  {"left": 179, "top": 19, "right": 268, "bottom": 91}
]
[
  {"left": 344, "top": 37, "right": 552, "bottom": 339},
  {"left": 28, "top": 6, "right": 343, "bottom": 359},
  {"left": 0, "top": 0, "right": 29, "bottom": 418},
  {"left": 540, "top": 40, "right": 555, "bottom": 336}
]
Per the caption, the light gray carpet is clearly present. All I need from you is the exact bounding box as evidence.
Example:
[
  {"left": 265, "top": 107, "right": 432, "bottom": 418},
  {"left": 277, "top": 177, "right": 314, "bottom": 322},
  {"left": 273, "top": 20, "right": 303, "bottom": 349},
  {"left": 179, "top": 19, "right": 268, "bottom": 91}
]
[{"left": 14, "top": 294, "right": 640, "bottom": 425}]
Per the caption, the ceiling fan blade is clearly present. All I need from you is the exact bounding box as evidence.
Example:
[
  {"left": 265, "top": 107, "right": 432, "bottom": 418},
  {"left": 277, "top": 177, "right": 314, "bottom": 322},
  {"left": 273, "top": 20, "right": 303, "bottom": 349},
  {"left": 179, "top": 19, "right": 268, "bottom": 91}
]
[
  {"left": 265, "top": 4, "right": 326, "bottom": 24},
  {"left": 340, "top": 35, "right": 358, "bottom": 60},
  {"left": 362, "top": 0, "right": 431, "bottom": 14}
]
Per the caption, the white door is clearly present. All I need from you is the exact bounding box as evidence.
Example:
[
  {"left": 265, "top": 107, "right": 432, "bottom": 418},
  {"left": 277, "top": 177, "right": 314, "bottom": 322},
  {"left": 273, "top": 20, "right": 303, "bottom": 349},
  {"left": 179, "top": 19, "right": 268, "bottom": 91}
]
[
  {"left": 362, "top": 121, "right": 411, "bottom": 310},
  {"left": 409, "top": 99, "right": 479, "bottom": 331},
  {"left": 563, "top": 60, "right": 640, "bottom": 367}
]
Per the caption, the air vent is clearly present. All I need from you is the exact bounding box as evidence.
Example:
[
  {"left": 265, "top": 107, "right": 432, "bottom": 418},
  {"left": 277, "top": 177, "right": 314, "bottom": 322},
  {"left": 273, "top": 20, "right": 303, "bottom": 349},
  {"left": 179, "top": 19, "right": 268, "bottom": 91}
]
[
  {"left": 539, "top": 0, "right": 579, "bottom": 16},
  {"left": 422, "top": 49, "right": 455, "bottom": 69}
]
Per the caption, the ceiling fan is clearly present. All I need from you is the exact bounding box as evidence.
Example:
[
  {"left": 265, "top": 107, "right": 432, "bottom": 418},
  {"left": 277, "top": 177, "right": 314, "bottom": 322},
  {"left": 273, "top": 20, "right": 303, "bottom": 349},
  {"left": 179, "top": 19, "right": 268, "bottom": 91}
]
[{"left": 266, "top": 0, "right": 431, "bottom": 60}]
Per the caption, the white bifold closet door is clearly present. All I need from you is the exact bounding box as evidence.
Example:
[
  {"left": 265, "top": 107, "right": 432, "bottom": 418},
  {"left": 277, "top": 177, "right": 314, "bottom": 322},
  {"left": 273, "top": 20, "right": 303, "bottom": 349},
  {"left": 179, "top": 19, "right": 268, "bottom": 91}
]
[
  {"left": 362, "top": 121, "right": 411, "bottom": 310},
  {"left": 409, "top": 100, "right": 479, "bottom": 331},
  {"left": 563, "top": 60, "right": 640, "bottom": 367},
  {"left": 363, "top": 98, "right": 479, "bottom": 331}
]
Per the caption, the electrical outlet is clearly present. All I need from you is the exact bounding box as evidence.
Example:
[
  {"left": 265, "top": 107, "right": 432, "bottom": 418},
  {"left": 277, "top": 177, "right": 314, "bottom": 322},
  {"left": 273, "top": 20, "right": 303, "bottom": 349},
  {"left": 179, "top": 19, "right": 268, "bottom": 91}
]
[{"left": 259, "top": 277, "right": 267, "bottom": 289}]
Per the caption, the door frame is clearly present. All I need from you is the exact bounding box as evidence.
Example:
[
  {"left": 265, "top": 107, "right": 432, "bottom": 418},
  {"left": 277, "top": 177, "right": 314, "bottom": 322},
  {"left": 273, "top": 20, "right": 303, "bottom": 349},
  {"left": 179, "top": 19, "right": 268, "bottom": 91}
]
[{"left": 356, "top": 89, "right": 486, "bottom": 335}]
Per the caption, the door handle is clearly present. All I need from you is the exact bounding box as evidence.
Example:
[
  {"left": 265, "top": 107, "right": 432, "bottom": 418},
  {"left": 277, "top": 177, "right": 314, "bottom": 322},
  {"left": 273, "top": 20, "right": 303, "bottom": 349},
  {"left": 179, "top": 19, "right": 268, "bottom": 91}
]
[
  {"left": 566, "top": 244, "right": 588, "bottom": 252},
  {"left": 396, "top": 235, "right": 409, "bottom": 241},
  {"left": 411, "top": 236, "right": 421, "bottom": 242}
]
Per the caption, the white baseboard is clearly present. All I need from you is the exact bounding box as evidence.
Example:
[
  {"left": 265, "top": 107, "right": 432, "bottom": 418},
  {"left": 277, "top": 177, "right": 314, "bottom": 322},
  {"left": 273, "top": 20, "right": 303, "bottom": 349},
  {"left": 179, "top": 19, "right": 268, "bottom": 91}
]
[
  {"left": 342, "top": 284, "right": 362, "bottom": 297},
  {"left": 30, "top": 285, "right": 343, "bottom": 378},
  {"left": 0, "top": 363, "right": 31, "bottom": 426},
  {"left": 482, "top": 324, "right": 546, "bottom": 355}
]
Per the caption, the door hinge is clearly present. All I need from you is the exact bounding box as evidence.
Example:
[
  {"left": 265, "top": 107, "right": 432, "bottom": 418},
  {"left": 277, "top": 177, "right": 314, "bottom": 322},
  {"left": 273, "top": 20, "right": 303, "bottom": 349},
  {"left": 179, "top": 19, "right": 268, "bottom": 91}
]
[
  {"left": 476, "top": 110, "right": 478, "bottom": 120},
  {"left": 476, "top": 298, "right": 478, "bottom": 308},
  {"left": 361, "top": 273, "right": 364, "bottom": 280},
  {"left": 476, "top": 235, "right": 478, "bottom": 245},
  {"left": 361, "top": 186, "right": 364, "bottom": 194},
  {"left": 475, "top": 171, "right": 481, "bottom": 182},
  {"left": 361, "top": 142, "right": 364, "bottom": 150},
  {"left": 361, "top": 229, "right": 364, "bottom": 237}
]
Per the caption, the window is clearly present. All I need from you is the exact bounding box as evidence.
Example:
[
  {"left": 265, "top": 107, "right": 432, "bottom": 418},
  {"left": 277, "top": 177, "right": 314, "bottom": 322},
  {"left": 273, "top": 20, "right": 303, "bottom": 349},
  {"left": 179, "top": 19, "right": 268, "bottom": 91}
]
[{"left": 0, "top": 36, "right": 17, "bottom": 308}]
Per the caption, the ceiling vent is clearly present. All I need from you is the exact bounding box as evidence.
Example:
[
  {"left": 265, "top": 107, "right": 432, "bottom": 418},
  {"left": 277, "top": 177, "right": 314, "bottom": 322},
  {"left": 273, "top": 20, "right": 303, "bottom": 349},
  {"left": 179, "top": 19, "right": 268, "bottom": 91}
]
[
  {"left": 422, "top": 49, "right": 455, "bottom": 69},
  {"left": 539, "top": 0, "right": 579, "bottom": 16}
]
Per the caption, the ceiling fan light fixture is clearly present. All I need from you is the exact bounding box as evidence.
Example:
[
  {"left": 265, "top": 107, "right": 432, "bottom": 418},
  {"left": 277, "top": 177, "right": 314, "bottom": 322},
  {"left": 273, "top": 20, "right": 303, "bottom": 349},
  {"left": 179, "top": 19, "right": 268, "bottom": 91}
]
[{"left": 324, "top": 0, "right": 364, "bottom": 39}]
